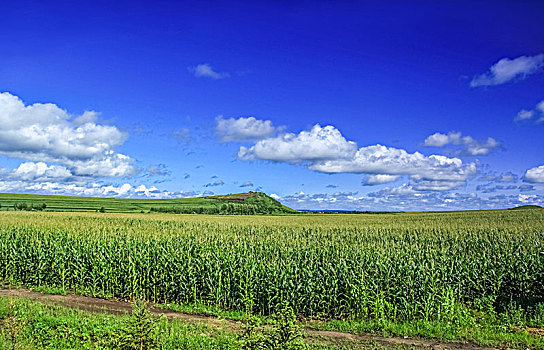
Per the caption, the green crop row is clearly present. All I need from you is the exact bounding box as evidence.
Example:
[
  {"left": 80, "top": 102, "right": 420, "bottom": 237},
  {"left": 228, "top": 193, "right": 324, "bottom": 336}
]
[{"left": 0, "top": 210, "right": 543, "bottom": 325}]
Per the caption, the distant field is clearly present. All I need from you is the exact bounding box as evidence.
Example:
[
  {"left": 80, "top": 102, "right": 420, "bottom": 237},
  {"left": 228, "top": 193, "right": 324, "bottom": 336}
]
[
  {"left": 0, "top": 191, "right": 296, "bottom": 214},
  {"left": 0, "top": 192, "right": 213, "bottom": 212}
]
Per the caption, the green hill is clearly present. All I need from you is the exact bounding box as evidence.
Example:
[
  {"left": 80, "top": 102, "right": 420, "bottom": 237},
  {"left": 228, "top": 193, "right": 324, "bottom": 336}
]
[
  {"left": 0, "top": 191, "right": 297, "bottom": 215},
  {"left": 509, "top": 205, "right": 543, "bottom": 210}
]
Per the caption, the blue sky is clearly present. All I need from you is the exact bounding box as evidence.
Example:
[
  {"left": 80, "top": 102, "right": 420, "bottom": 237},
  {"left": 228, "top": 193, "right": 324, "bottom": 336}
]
[{"left": 0, "top": 0, "right": 543, "bottom": 211}]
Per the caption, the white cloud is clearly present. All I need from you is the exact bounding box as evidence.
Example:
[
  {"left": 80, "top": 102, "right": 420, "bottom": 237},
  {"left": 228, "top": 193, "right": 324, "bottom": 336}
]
[
  {"left": 470, "top": 54, "right": 544, "bottom": 87},
  {"left": 524, "top": 165, "right": 544, "bottom": 183},
  {"left": 0, "top": 177, "right": 209, "bottom": 199},
  {"left": 66, "top": 152, "right": 137, "bottom": 177},
  {"left": 12, "top": 162, "right": 72, "bottom": 181},
  {"left": 188, "top": 63, "right": 229, "bottom": 79},
  {"left": 310, "top": 145, "right": 475, "bottom": 181},
  {"left": 275, "top": 186, "right": 544, "bottom": 212},
  {"left": 361, "top": 174, "right": 399, "bottom": 186},
  {"left": 423, "top": 131, "right": 500, "bottom": 156},
  {"left": 240, "top": 181, "right": 253, "bottom": 187},
  {"left": 0, "top": 92, "right": 137, "bottom": 177},
  {"left": 537, "top": 101, "right": 544, "bottom": 113},
  {"left": 238, "top": 124, "right": 357, "bottom": 162},
  {"left": 409, "top": 178, "right": 466, "bottom": 191},
  {"left": 73, "top": 111, "right": 99, "bottom": 126},
  {"left": 515, "top": 109, "right": 535, "bottom": 122},
  {"left": 514, "top": 100, "right": 544, "bottom": 124},
  {"left": 237, "top": 124, "right": 476, "bottom": 190},
  {"left": 215, "top": 116, "right": 283, "bottom": 142},
  {"left": 423, "top": 132, "right": 452, "bottom": 147},
  {"left": 204, "top": 179, "right": 224, "bottom": 187},
  {"left": 518, "top": 193, "right": 539, "bottom": 204},
  {"left": 134, "top": 184, "right": 161, "bottom": 197}
]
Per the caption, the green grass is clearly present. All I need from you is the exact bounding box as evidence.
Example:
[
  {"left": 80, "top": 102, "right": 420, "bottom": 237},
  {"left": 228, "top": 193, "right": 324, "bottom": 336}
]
[
  {"left": 0, "top": 296, "right": 398, "bottom": 349},
  {"left": 0, "top": 191, "right": 297, "bottom": 214},
  {"left": 0, "top": 296, "right": 241, "bottom": 350}
]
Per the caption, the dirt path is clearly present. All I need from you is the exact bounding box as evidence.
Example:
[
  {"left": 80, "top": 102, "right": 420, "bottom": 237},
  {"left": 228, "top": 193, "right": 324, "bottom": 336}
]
[{"left": 0, "top": 288, "right": 498, "bottom": 350}]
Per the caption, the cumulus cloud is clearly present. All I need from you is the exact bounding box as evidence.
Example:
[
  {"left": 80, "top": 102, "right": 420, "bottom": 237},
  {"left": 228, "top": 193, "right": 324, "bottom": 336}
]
[
  {"left": 524, "top": 165, "right": 544, "bottom": 183},
  {"left": 309, "top": 145, "right": 475, "bottom": 181},
  {"left": 240, "top": 181, "right": 253, "bottom": 187},
  {"left": 215, "top": 116, "right": 283, "bottom": 142},
  {"left": 361, "top": 174, "right": 400, "bottom": 186},
  {"left": 423, "top": 131, "right": 500, "bottom": 156},
  {"left": 470, "top": 54, "right": 544, "bottom": 87},
  {"left": 188, "top": 63, "right": 229, "bottom": 79},
  {"left": 11, "top": 162, "right": 72, "bottom": 181},
  {"left": 514, "top": 100, "right": 544, "bottom": 124},
  {"left": 238, "top": 124, "right": 357, "bottom": 162},
  {"left": 0, "top": 92, "right": 137, "bottom": 177},
  {"left": 237, "top": 124, "right": 476, "bottom": 190}
]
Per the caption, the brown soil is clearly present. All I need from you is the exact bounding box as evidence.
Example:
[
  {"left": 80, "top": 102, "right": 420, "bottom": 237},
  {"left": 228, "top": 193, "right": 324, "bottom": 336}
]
[
  {"left": 0, "top": 288, "right": 499, "bottom": 350},
  {"left": 526, "top": 327, "right": 544, "bottom": 336}
]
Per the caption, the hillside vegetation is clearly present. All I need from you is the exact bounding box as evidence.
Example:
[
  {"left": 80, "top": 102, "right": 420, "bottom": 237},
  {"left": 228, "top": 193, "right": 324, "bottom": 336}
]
[
  {"left": 509, "top": 204, "right": 543, "bottom": 210},
  {"left": 0, "top": 191, "right": 297, "bottom": 215}
]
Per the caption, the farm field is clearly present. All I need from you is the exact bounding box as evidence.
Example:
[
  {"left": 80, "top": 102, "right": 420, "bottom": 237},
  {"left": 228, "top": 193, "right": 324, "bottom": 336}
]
[
  {"left": 1, "top": 208, "right": 543, "bottom": 348},
  {"left": 0, "top": 191, "right": 296, "bottom": 214}
]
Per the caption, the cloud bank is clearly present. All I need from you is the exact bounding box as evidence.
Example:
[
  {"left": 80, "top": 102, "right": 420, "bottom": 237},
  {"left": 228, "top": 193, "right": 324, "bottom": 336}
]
[
  {"left": 234, "top": 123, "right": 476, "bottom": 190},
  {"left": 0, "top": 92, "right": 137, "bottom": 178},
  {"left": 277, "top": 187, "right": 544, "bottom": 212}
]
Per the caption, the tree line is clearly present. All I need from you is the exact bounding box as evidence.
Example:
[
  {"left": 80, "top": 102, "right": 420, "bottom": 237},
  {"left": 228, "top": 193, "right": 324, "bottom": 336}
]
[
  {"left": 2, "top": 202, "right": 48, "bottom": 211},
  {"left": 150, "top": 202, "right": 280, "bottom": 215}
]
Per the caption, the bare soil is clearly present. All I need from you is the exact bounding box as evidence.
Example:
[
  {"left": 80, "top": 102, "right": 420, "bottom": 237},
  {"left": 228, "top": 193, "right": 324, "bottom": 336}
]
[{"left": 0, "top": 288, "right": 499, "bottom": 350}]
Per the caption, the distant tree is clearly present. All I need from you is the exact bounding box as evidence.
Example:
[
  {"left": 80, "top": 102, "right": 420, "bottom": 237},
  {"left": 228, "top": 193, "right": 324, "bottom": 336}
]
[
  {"left": 14, "top": 203, "right": 28, "bottom": 211},
  {"left": 99, "top": 207, "right": 106, "bottom": 213}
]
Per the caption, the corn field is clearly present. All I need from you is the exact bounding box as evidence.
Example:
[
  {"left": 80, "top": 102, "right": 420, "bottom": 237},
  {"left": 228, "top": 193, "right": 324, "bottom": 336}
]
[{"left": 0, "top": 210, "right": 543, "bottom": 322}]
